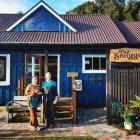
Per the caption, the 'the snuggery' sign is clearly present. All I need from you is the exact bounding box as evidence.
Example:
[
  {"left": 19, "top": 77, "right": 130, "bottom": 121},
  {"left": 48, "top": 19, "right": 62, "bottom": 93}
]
[{"left": 110, "top": 48, "right": 140, "bottom": 63}]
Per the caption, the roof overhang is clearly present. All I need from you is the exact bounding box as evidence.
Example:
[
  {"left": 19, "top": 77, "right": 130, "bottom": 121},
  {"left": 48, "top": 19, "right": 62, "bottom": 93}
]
[{"left": 0, "top": 42, "right": 139, "bottom": 51}]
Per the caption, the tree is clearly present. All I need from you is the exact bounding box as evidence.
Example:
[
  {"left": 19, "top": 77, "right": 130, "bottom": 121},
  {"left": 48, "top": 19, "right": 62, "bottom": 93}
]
[{"left": 67, "top": 0, "right": 140, "bottom": 21}]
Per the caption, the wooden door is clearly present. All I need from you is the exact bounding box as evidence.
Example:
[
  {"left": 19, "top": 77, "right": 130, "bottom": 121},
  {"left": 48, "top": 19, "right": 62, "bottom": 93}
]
[{"left": 25, "top": 54, "right": 44, "bottom": 85}]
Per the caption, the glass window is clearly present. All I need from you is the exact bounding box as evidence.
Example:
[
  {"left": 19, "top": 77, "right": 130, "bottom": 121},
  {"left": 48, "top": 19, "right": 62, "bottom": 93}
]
[
  {"left": 83, "top": 55, "right": 106, "bottom": 73},
  {"left": 93, "top": 57, "right": 99, "bottom": 70},
  {"left": 85, "top": 57, "right": 92, "bottom": 70},
  {"left": 101, "top": 57, "right": 106, "bottom": 70},
  {"left": 0, "top": 54, "right": 10, "bottom": 85},
  {"left": 27, "top": 57, "right": 40, "bottom": 77},
  {"left": 0, "top": 56, "right": 6, "bottom": 81},
  {"left": 12, "top": 7, "right": 72, "bottom": 32}
]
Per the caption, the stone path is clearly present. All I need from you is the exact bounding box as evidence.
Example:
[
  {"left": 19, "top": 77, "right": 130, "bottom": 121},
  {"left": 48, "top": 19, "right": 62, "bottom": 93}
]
[{"left": 0, "top": 107, "right": 140, "bottom": 139}]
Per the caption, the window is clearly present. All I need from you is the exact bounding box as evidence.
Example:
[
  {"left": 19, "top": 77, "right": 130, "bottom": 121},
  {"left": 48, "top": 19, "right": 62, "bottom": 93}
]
[
  {"left": 0, "top": 54, "right": 10, "bottom": 85},
  {"left": 82, "top": 55, "right": 106, "bottom": 73},
  {"left": 12, "top": 7, "right": 72, "bottom": 32}
]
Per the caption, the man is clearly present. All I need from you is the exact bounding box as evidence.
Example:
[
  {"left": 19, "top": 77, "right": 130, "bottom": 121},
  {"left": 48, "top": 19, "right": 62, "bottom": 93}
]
[{"left": 42, "top": 72, "right": 58, "bottom": 128}]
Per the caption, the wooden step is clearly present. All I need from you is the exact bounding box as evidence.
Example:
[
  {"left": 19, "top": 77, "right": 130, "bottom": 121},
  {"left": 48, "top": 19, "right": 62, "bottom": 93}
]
[
  {"left": 55, "top": 111, "right": 71, "bottom": 114},
  {"left": 55, "top": 105, "right": 73, "bottom": 112},
  {"left": 55, "top": 117, "right": 73, "bottom": 122},
  {"left": 55, "top": 111, "right": 72, "bottom": 118},
  {"left": 56, "top": 102, "right": 72, "bottom": 106},
  {"left": 58, "top": 97, "right": 73, "bottom": 101}
]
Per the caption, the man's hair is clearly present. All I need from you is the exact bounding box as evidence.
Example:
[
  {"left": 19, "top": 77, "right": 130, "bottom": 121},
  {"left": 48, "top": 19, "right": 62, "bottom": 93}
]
[{"left": 46, "top": 72, "right": 51, "bottom": 76}]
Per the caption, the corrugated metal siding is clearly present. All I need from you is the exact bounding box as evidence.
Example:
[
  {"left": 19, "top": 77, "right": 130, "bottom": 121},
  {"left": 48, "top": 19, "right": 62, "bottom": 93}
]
[
  {"left": 116, "top": 21, "right": 140, "bottom": 43},
  {"left": 0, "top": 14, "right": 127, "bottom": 44}
]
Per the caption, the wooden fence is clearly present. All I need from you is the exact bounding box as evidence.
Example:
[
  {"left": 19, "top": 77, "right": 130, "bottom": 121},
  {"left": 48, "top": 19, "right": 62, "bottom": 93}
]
[{"left": 109, "top": 69, "right": 140, "bottom": 122}]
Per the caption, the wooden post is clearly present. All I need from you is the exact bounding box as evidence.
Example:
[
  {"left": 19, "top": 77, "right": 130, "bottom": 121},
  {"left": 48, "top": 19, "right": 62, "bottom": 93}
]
[
  {"left": 40, "top": 95, "right": 44, "bottom": 124},
  {"left": 72, "top": 77, "right": 77, "bottom": 124},
  {"left": 24, "top": 54, "right": 28, "bottom": 86},
  {"left": 44, "top": 50, "right": 48, "bottom": 74},
  {"left": 40, "top": 50, "right": 48, "bottom": 124},
  {"left": 106, "top": 50, "right": 111, "bottom": 123},
  {"left": 17, "top": 78, "right": 21, "bottom": 96}
]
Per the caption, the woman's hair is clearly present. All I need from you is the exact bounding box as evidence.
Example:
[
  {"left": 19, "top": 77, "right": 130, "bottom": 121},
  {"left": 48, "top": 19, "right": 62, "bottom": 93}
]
[{"left": 32, "top": 75, "right": 37, "bottom": 79}]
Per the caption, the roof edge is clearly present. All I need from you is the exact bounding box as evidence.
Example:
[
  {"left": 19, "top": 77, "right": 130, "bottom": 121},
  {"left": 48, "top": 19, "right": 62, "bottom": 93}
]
[{"left": 6, "top": 0, "right": 77, "bottom": 32}]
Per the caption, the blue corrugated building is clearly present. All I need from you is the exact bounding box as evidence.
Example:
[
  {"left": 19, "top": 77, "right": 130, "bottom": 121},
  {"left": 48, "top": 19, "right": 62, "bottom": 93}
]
[{"left": 0, "top": 0, "right": 138, "bottom": 107}]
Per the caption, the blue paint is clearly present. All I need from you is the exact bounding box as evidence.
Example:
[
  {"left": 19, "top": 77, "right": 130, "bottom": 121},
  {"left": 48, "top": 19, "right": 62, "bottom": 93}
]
[
  {"left": 60, "top": 51, "right": 106, "bottom": 107},
  {"left": 0, "top": 50, "right": 106, "bottom": 107},
  {"left": 12, "top": 7, "right": 72, "bottom": 32}
]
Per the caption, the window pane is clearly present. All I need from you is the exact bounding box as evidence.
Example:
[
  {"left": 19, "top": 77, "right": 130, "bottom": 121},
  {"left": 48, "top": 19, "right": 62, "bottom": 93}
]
[
  {"left": 93, "top": 57, "right": 99, "bottom": 70},
  {"left": 35, "top": 58, "right": 39, "bottom": 64},
  {"left": 24, "top": 7, "right": 59, "bottom": 31},
  {"left": 101, "top": 58, "right": 106, "bottom": 70},
  {"left": 0, "top": 56, "right": 6, "bottom": 81},
  {"left": 85, "top": 57, "right": 92, "bottom": 70}
]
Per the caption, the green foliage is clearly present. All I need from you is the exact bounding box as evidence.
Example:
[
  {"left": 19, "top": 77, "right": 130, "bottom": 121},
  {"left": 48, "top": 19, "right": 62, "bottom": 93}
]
[
  {"left": 130, "top": 95, "right": 140, "bottom": 108},
  {"left": 121, "top": 107, "right": 134, "bottom": 123},
  {"left": 67, "top": 0, "right": 140, "bottom": 21}
]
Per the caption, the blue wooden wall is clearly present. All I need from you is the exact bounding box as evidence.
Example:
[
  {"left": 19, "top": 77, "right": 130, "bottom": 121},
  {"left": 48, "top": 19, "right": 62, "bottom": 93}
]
[
  {"left": 0, "top": 50, "right": 106, "bottom": 107},
  {"left": 0, "top": 50, "right": 24, "bottom": 104},
  {"left": 60, "top": 51, "right": 106, "bottom": 107}
]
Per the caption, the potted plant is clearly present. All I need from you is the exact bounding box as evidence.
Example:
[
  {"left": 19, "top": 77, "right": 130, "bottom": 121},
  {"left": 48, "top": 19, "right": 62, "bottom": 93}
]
[
  {"left": 130, "top": 95, "right": 140, "bottom": 108},
  {"left": 121, "top": 107, "right": 134, "bottom": 130},
  {"left": 130, "top": 95, "right": 140, "bottom": 130}
]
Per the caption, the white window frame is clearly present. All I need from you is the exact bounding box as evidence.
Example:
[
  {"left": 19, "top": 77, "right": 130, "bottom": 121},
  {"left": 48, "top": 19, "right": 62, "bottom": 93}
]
[
  {"left": 82, "top": 54, "right": 106, "bottom": 73},
  {"left": 0, "top": 54, "right": 10, "bottom": 86}
]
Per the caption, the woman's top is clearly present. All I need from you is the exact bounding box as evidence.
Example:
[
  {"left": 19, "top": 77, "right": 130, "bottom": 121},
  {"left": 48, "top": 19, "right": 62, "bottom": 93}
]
[
  {"left": 42, "top": 81, "right": 58, "bottom": 103},
  {"left": 25, "top": 84, "right": 41, "bottom": 108}
]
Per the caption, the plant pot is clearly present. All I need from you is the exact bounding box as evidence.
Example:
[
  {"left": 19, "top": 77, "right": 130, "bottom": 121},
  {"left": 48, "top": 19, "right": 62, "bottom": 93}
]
[
  {"left": 124, "top": 122, "right": 133, "bottom": 130},
  {"left": 135, "top": 121, "right": 140, "bottom": 130}
]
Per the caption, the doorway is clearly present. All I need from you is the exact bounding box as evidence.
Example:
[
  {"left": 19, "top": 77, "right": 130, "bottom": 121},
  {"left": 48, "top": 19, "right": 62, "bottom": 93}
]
[{"left": 25, "top": 54, "right": 60, "bottom": 95}]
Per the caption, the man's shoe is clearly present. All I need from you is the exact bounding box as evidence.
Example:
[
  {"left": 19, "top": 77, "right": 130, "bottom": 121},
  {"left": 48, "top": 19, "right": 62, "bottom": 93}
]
[{"left": 50, "top": 124, "right": 55, "bottom": 128}]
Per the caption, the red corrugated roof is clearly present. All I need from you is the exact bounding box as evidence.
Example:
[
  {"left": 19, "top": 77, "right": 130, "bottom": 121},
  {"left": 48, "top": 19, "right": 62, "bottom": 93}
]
[
  {"left": 0, "top": 14, "right": 127, "bottom": 44},
  {"left": 116, "top": 21, "right": 140, "bottom": 43}
]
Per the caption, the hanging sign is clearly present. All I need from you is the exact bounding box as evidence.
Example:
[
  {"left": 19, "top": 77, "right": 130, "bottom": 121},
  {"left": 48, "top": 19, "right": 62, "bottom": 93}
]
[
  {"left": 67, "top": 72, "right": 78, "bottom": 77},
  {"left": 110, "top": 48, "right": 140, "bottom": 63},
  {"left": 75, "top": 80, "right": 82, "bottom": 91}
]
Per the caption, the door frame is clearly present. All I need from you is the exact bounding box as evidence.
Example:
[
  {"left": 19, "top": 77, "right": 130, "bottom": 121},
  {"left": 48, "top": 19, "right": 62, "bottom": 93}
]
[
  {"left": 25, "top": 53, "right": 61, "bottom": 96},
  {"left": 48, "top": 54, "right": 60, "bottom": 96}
]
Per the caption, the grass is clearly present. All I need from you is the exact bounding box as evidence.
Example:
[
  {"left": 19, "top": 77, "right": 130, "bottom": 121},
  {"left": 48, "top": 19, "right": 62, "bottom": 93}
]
[{"left": 0, "top": 137, "right": 97, "bottom": 140}]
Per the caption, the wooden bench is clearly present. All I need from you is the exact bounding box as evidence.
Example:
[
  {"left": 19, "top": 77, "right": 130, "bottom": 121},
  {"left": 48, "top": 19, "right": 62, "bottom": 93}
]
[{"left": 6, "top": 96, "right": 43, "bottom": 123}]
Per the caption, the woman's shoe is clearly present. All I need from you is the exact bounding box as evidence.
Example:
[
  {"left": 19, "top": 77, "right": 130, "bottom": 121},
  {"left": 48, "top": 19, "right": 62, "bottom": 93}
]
[
  {"left": 36, "top": 126, "right": 42, "bottom": 131},
  {"left": 29, "top": 125, "right": 36, "bottom": 131}
]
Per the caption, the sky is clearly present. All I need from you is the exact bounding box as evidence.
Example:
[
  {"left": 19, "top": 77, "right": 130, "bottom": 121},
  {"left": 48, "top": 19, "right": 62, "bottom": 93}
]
[{"left": 0, "top": 0, "right": 93, "bottom": 14}]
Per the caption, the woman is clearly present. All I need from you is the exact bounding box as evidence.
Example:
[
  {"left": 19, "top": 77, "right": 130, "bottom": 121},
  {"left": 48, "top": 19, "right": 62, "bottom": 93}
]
[
  {"left": 25, "top": 76, "right": 42, "bottom": 131},
  {"left": 42, "top": 72, "right": 58, "bottom": 128}
]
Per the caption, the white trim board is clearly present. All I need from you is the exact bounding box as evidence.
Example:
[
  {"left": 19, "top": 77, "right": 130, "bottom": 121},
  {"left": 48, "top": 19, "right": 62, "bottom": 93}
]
[{"left": 6, "top": 1, "right": 77, "bottom": 32}]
